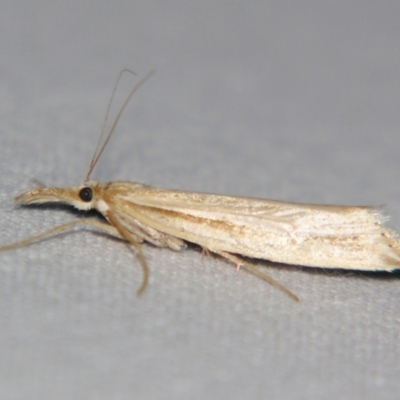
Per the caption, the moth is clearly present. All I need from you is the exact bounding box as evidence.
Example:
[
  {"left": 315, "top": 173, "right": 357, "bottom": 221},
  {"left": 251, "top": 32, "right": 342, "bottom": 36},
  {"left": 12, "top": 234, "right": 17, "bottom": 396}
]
[{"left": 1, "top": 71, "right": 400, "bottom": 301}]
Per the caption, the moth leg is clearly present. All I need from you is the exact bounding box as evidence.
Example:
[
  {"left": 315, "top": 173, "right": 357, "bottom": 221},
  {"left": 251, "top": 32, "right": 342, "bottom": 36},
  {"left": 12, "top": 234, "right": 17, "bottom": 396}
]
[
  {"left": 210, "top": 249, "right": 299, "bottom": 301},
  {"left": 83, "top": 219, "right": 143, "bottom": 242},
  {"left": 0, "top": 217, "right": 148, "bottom": 294},
  {"left": 104, "top": 211, "right": 149, "bottom": 296},
  {"left": 165, "top": 236, "right": 187, "bottom": 251},
  {"left": 201, "top": 247, "right": 210, "bottom": 257},
  {"left": 0, "top": 218, "right": 128, "bottom": 252},
  {"left": 115, "top": 216, "right": 184, "bottom": 250}
]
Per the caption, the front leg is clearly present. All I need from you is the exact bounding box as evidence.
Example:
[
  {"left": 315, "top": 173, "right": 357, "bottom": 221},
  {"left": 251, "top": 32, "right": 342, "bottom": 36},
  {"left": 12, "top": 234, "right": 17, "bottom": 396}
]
[{"left": 0, "top": 217, "right": 139, "bottom": 251}]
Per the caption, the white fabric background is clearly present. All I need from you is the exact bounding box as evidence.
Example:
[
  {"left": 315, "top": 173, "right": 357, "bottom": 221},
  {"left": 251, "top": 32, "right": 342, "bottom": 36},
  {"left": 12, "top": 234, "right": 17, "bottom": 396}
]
[{"left": 1, "top": 2, "right": 400, "bottom": 399}]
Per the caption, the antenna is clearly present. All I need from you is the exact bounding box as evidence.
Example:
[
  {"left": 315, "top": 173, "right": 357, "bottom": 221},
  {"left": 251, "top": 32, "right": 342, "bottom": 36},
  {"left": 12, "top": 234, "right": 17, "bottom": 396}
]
[{"left": 85, "top": 70, "right": 156, "bottom": 181}]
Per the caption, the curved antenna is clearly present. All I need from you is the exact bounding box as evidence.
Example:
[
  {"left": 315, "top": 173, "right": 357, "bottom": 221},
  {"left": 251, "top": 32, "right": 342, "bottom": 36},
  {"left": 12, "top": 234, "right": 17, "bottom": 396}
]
[
  {"left": 85, "top": 70, "right": 156, "bottom": 181},
  {"left": 88, "top": 69, "right": 137, "bottom": 178}
]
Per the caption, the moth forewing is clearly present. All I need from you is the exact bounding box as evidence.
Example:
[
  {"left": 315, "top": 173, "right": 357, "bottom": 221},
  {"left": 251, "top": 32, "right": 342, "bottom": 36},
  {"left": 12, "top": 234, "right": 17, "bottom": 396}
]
[{"left": 98, "top": 181, "right": 400, "bottom": 273}]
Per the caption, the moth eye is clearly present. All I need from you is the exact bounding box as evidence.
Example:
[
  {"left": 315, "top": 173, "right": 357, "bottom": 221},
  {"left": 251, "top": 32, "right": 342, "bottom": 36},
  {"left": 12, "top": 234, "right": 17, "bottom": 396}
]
[{"left": 79, "top": 187, "right": 93, "bottom": 202}]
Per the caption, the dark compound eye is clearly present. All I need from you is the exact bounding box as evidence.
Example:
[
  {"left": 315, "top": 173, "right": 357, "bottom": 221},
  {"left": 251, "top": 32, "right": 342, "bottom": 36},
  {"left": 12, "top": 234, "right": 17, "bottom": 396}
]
[{"left": 79, "top": 187, "right": 93, "bottom": 202}]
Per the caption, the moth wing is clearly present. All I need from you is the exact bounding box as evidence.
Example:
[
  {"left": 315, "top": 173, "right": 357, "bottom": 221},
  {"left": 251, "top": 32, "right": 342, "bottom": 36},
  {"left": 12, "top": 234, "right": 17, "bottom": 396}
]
[{"left": 106, "top": 183, "right": 400, "bottom": 270}]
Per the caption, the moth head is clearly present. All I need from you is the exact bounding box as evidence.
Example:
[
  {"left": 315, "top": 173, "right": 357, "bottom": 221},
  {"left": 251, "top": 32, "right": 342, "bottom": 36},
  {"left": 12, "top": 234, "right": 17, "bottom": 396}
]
[{"left": 14, "top": 181, "right": 103, "bottom": 211}]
